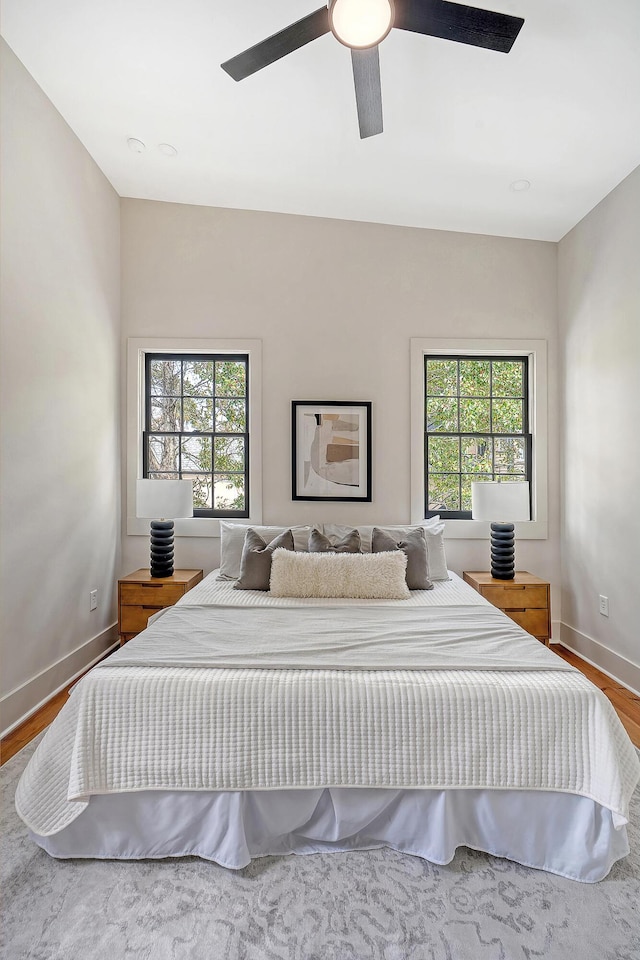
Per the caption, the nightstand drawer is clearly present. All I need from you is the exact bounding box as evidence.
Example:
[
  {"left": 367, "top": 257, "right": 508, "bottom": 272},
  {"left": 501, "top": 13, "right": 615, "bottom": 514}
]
[
  {"left": 120, "top": 605, "right": 165, "bottom": 633},
  {"left": 503, "top": 608, "right": 549, "bottom": 636},
  {"left": 120, "top": 582, "right": 185, "bottom": 606},
  {"left": 463, "top": 571, "right": 551, "bottom": 646},
  {"left": 480, "top": 584, "right": 548, "bottom": 610},
  {"left": 118, "top": 569, "right": 203, "bottom": 646}
]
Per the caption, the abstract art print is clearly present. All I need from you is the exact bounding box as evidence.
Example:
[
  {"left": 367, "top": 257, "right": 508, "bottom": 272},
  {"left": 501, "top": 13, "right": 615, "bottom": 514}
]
[{"left": 292, "top": 401, "right": 372, "bottom": 501}]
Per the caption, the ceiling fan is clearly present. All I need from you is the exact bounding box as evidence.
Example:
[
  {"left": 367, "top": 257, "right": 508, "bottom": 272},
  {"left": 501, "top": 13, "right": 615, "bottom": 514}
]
[{"left": 221, "top": 0, "right": 525, "bottom": 139}]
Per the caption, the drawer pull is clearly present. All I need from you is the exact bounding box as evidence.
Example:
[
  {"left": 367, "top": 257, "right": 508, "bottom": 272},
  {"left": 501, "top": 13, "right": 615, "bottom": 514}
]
[
  {"left": 142, "top": 605, "right": 161, "bottom": 610},
  {"left": 139, "top": 583, "right": 163, "bottom": 588},
  {"left": 504, "top": 585, "right": 525, "bottom": 590},
  {"left": 506, "top": 608, "right": 526, "bottom": 613}
]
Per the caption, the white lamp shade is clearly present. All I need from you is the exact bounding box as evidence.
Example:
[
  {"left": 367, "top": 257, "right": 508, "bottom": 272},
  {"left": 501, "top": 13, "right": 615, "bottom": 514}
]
[
  {"left": 136, "top": 479, "right": 194, "bottom": 520},
  {"left": 471, "top": 481, "right": 530, "bottom": 522}
]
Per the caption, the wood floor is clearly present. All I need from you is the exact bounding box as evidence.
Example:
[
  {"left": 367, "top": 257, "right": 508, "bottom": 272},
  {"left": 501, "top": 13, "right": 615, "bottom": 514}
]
[
  {"left": 0, "top": 657, "right": 111, "bottom": 765},
  {"left": 2, "top": 644, "right": 639, "bottom": 766},
  {"left": 552, "top": 645, "right": 640, "bottom": 748}
]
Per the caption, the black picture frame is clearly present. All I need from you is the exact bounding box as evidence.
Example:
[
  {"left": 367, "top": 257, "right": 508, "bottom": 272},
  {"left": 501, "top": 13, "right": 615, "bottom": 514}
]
[{"left": 291, "top": 401, "right": 372, "bottom": 502}]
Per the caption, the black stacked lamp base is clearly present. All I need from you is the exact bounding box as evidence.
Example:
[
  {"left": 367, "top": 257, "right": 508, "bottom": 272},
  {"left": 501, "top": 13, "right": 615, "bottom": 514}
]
[
  {"left": 490, "top": 522, "right": 516, "bottom": 580},
  {"left": 149, "top": 520, "right": 175, "bottom": 578}
]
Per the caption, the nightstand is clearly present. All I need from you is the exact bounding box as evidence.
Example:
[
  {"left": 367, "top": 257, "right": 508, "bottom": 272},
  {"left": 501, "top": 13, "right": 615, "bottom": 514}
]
[
  {"left": 118, "top": 568, "right": 204, "bottom": 645},
  {"left": 463, "top": 571, "right": 551, "bottom": 645}
]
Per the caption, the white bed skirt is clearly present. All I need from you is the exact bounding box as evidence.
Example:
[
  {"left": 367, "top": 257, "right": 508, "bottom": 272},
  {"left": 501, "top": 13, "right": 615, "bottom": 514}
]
[{"left": 32, "top": 786, "right": 629, "bottom": 883}]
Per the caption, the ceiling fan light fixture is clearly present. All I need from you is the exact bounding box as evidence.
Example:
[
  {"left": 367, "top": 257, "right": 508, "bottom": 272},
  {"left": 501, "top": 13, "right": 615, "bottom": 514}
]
[{"left": 329, "top": 0, "right": 394, "bottom": 50}]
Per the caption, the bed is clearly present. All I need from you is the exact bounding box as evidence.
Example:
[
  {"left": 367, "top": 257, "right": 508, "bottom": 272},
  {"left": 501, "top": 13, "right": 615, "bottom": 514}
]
[{"left": 15, "top": 563, "right": 640, "bottom": 883}]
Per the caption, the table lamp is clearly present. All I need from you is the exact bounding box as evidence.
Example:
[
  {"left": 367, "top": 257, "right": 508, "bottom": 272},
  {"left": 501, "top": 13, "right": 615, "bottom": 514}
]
[
  {"left": 471, "top": 480, "right": 530, "bottom": 580},
  {"left": 136, "top": 479, "right": 194, "bottom": 578}
]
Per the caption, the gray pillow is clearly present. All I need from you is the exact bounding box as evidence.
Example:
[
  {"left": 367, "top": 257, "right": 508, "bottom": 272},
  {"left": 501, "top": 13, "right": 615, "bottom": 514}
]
[
  {"left": 234, "top": 528, "right": 295, "bottom": 590},
  {"left": 371, "top": 527, "right": 433, "bottom": 590},
  {"left": 309, "top": 528, "right": 362, "bottom": 554}
]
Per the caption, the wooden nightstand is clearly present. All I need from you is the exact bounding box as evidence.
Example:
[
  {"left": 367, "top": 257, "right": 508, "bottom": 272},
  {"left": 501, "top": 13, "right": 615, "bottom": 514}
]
[
  {"left": 118, "top": 568, "right": 204, "bottom": 645},
  {"left": 463, "top": 571, "right": 551, "bottom": 645}
]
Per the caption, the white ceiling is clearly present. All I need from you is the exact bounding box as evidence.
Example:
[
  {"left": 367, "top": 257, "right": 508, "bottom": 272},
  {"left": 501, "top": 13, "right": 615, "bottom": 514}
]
[{"left": 2, "top": 0, "right": 640, "bottom": 241}]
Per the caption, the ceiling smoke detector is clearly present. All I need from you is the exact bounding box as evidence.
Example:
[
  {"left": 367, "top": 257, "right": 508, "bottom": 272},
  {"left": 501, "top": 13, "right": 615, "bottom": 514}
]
[
  {"left": 158, "top": 143, "right": 178, "bottom": 157},
  {"left": 127, "top": 137, "right": 146, "bottom": 154}
]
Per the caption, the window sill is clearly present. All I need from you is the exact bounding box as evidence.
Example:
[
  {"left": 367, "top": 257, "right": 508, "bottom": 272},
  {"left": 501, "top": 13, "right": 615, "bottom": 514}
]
[
  {"left": 127, "top": 516, "right": 261, "bottom": 538},
  {"left": 439, "top": 518, "right": 547, "bottom": 540}
]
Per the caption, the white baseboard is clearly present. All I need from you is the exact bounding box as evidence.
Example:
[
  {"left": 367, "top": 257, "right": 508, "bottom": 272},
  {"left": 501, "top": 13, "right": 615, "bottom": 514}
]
[
  {"left": 556, "top": 621, "right": 640, "bottom": 697},
  {"left": 0, "top": 623, "right": 118, "bottom": 738}
]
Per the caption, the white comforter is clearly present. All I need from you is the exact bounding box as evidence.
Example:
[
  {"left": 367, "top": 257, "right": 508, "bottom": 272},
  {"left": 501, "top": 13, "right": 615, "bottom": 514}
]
[
  {"left": 110, "top": 604, "right": 567, "bottom": 670},
  {"left": 16, "top": 573, "right": 640, "bottom": 837}
]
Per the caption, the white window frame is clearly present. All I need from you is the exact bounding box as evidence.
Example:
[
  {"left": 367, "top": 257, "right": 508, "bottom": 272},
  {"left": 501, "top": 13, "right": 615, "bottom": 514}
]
[
  {"left": 410, "top": 337, "right": 548, "bottom": 539},
  {"left": 126, "top": 338, "right": 262, "bottom": 538}
]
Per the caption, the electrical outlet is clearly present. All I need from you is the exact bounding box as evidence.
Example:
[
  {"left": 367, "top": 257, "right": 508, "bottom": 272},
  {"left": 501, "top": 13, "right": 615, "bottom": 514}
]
[
  {"left": 90, "top": 589, "right": 98, "bottom": 612},
  {"left": 599, "top": 594, "right": 609, "bottom": 617}
]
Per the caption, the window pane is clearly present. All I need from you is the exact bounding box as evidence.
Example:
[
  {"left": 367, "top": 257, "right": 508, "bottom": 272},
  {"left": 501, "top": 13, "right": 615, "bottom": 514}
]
[
  {"left": 148, "top": 435, "right": 179, "bottom": 472},
  {"left": 182, "top": 474, "right": 212, "bottom": 509},
  {"left": 459, "top": 360, "right": 490, "bottom": 397},
  {"left": 145, "top": 353, "right": 250, "bottom": 518},
  {"left": 215, "top": 399, "right": 246, "bottom": 433},
  {"left": 428, "top": 474, "right": 460, "bottom": 512},
  {"left": 182, "top": 396, "right": 214, "bottom": 432},
  {"left": 149, "top": 360, "right": 181, "bottom": 396},
  {"left": 459, "top": 397, "right": 490, "bottom": 433},
  {"left": 181, "top": 436, "right": 212, "bottom": 472},
  {"left": 427, "top": 397, "right": 458, "bottom": 432},
  {"left": 214, "top": 475, "right": 245, "bottom": 510},
  {"left": 214, "top": 436, "right": 245, "bottom": 472},
  {"left": 494, "top": 437, "right": 526, "bottom": 474},
  {"left": 492, "top": 361, "right": 524, "bottom": 398},
  {"left": 423, "top": 354, "right": 530, "bottom": 521},
  {"left": 462, "top": 437, "right": 492, "bottom": 473},
  {"left": 183, "top": 361, "right": 213, "bottom": 397},
  {"left": 150, "top": 397, "right": 181, "bottom": 432},
  {"left": 215, "top": 361, "right": 246, "bottom": 398},
  {"left": 492, "top": 398, "right": 523, "bottom": 433},
  {"left": 426, "top": 359, "right": 457, "bottom": 396},
  {"left": 147, "top": 472, "right": 179, "bottom": 481},
  {"left": 428, "top": 436, "right": 459, "bottom": 473}
]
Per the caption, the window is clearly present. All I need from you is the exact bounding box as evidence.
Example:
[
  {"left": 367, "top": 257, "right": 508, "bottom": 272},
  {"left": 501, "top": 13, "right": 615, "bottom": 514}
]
[
  {"left": 410, "top": 339, "right": 548, "bottom": 539},
  {"left": 424, "top": 355, "right": 531, "bottom": 519},
  {"left": 127, "top": 338, "right": 262, "bottom": 538},
  {"left": 144, "top": 353, "right": 249, "bottom": 518}
]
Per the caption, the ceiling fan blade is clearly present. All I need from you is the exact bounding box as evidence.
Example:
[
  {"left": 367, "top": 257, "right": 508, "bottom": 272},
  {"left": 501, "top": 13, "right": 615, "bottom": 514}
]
[
  {"left": 221, "top": 7, "right": 331, "bottom": 81},
  {"left": 351, "top": 48, "right": 383, "bottom": 139},
  {"left": 394, "top": 0, "right": 524, "bottom": 53}
]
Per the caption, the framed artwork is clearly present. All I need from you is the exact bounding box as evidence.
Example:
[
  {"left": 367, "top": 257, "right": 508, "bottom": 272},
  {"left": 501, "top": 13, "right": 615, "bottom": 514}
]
[{"left": 292, "top": 401, "right": 372, "bottom": 502}]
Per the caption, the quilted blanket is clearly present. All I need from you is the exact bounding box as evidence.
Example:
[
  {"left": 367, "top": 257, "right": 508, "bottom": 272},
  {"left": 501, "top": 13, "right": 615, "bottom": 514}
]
[{"left": 15, "top": 577, "right": 640, "bottom": 838}]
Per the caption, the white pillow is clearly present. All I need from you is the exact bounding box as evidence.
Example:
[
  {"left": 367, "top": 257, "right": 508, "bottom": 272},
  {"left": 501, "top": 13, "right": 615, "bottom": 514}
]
[
  {"left": 420, "top": 518, "right": 449, "bottom": 582},
  {"left": 322, "top": 519, "right": 449, "bottom": 581},
  {"left": 269, "top": 549, "right": 410, "bottom": 600},
  {"left": 218, "top": 521, "right": 315, "bottom": 580}
]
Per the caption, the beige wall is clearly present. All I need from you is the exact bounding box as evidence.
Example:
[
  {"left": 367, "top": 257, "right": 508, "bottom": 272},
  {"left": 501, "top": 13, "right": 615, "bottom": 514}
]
[
  {"left": 558, "top": 165, "right": 640, "bottom": 691},
  {"left": 121, "top": 199, "right": 560, "bottom": 601},
  {"left": 0, "top": 42, "right": 121, "bottom": 732}
]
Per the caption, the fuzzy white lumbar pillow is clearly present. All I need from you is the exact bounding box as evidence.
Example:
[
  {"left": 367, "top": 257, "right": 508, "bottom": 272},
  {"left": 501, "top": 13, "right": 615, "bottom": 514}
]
[{"left": 269, "top": 548, "right": 410, "bottom": 600}]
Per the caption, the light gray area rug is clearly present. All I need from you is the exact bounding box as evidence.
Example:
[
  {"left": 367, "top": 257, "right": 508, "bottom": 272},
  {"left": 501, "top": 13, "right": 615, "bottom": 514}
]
[{"left": 2, "top": 739, "right": 639, "bottom": 960}]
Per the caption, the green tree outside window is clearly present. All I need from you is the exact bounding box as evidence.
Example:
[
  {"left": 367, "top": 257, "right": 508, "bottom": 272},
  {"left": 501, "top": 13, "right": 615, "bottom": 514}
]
[
  {"left": 144, "top": 354, "right": 249, "bottom": 517},
  {"left": 425, "top": 356, "right": 530, "bottom": 518}
]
